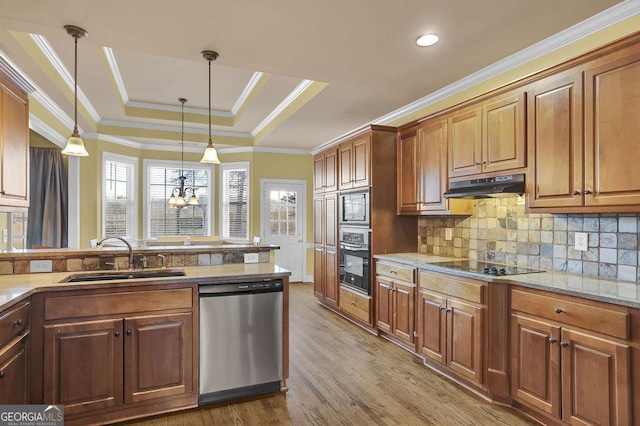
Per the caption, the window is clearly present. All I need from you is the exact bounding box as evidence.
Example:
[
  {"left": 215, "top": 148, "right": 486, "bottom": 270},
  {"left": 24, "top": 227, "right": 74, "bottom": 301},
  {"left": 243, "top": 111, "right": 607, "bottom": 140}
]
[
  {"left": 269, "top": 190, "right": 297, "bottom": 236},
  {"left": 9, "top": 213, "right": 27, "bottom": 250},
  {"left": 144, "top": 160, "right": 213, "bottom": 239},
  {"left": 102, "top": 153, "right": 137, "bottom": 240},
  {"left": 220, "top": 162, "right": 249, "bottom": 241}
]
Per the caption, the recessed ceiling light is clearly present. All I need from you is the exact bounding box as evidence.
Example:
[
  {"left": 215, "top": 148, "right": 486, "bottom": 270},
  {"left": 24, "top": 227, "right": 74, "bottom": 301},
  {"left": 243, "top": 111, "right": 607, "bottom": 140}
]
[{"left": 416, "top": 34, "right": 439, "bottom": 47}]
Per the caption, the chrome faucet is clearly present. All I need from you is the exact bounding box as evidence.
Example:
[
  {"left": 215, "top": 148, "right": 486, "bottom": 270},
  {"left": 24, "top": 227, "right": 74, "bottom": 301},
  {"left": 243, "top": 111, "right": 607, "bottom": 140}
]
[
  {"left": 157, "top": 254, "right": 167, "bottom": 269},
  {"left": 97, "top": 237, "right": 134, "bottom": 270}
]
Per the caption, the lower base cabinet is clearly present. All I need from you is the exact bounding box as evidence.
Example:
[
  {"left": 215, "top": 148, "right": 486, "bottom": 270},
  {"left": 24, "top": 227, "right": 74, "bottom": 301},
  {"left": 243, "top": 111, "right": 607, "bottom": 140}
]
[
  {"left": 511, "top": 287, "right": 633, "bottom": 425},
  {"left": 34, "top": 285, "right": 197, "bottom": 425},
  {"left": 339, "top": 285, "right": 371, "bottom": 324},
  {"left": 0, "top": 333, "right": 28, "bottom": 404},
  {"left": 418, "top": 271, "right": 485, "bottom": 387}
]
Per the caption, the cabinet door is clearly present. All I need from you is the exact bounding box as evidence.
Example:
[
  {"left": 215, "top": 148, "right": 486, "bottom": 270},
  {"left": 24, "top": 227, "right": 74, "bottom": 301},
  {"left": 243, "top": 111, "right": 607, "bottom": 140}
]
[
  {"left": 44, "top": 319, "right": 123, "bottom": 415},
  {"left": 392, "top": 281, "right": 415, "bottom": 343},
  {"left": 0, "top": 82, "right": 29, "bottom": 207},
  {"left": 338, "top": 141, "right": 353, "bottom": 190},
  {"left": 0, "top": 334, "right": 28, "bottom": 404},
  {"left": 527, "top": 72, "right": 584, "bottom": 208},
  {"left": 376, "top": 277, "right": 393, "bottom": 333},
  {"left": 313, "top": 153, "right": 324, "bottom": 193},
  {"left": 397, "top": 132, "right": 419, "bottom": 213},
  {"left": 351, "top": 136, "right": 370, "bottom": 188},
  {"left": 511, "top": 314, "right": 561, "bottom": 418},
  {"left": 418, "top": 290, "right": 447, "bottom": 364},
  {"left": 584, "top": 50, "right": 640, "bottom": 206},
  {"left": 313, "top": 247, "right": 324, "bottom": 298},
  {"left": 561, "top": 328, "right": 631, "bottom": 426},
  {"left": 446, "top": 299, "right": 484, "bottom": 384},
  {"left": 324, "top": 249, "right": 338, "bottom": 307},
  {"left": 482, "top": 91, "right": 526, "bottom": 174},
  {"left": 124, "top": 313, "right": 193, "bottom": 404},
  {"left": 324, "top": 149, "right": 338, "bottom": 192},
  {"left": 313, "top": 196, "right": 324, "bottom": 245},
  {"left": 418, "top": 120, "right": 448, "bottom": 211},
  {"left": 448, "top": 107, "right": 482, "bottom": 177},
  {"left": 324, "top": 193, "right": 337, "bottom": 248}
]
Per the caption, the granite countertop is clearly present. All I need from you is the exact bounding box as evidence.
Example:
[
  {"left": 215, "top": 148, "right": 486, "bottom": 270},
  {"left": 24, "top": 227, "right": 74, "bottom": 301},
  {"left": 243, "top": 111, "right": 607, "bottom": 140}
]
[
  {"left": 0, "top": 263, "right": 290, "bottom": 312},
  {"left": 374, "top": 253, "right": 640, "bottom": 309}
]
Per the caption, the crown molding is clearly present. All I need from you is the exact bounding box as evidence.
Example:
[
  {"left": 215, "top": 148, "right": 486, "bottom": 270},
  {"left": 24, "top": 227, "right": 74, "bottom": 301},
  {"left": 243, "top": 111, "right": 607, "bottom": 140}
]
[
  {"left": 102, "top": 46, "right": 128, "bottom": 104},
  {"left": 97, "top": 118, "right": 252, "bottom": 139},
  {"left": 0, "top": 55, "right": 35, "bottom": 93},
  {"left": 29, "top": 113, "right": 66, "bottom": 148},
  {"left": 222, "top": 145, "right": 311, "bottom": 155},
  {"left": 374, "top": 0, "right": 640, "bottom": 126},
  {"left": 251, "top": 79, "right": 314, "bottom": 136}
]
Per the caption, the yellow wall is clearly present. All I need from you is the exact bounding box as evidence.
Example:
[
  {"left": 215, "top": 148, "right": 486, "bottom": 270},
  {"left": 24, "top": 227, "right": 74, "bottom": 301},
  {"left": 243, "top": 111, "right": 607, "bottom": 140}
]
[{"left": 78, "top": 140, "right": 314, "bottom": 277}]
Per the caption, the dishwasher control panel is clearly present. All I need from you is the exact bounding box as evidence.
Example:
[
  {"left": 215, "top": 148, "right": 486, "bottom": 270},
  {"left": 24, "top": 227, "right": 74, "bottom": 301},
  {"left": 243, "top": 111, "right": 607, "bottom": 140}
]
[{"left": 199, "top": 279, "right": 283, "bottom": 295}]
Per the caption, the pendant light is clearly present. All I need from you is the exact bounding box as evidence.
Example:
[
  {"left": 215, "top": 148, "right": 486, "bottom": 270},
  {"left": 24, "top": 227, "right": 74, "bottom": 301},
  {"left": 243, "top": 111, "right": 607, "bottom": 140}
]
[
  {"left": 200, "top": 50, "right": 221, "bottom": 164},
  {"left": 61, "top": 25, "right": 89, "bottom": 157},
  {"left": 168, "top": 98, "right": 199, "bottom": 208}
]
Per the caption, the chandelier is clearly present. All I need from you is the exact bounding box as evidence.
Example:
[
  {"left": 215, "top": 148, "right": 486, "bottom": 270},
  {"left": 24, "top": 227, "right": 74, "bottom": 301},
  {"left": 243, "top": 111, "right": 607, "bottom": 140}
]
[{"left": 168, "top": 98, "right": 199, "bottom": 208}]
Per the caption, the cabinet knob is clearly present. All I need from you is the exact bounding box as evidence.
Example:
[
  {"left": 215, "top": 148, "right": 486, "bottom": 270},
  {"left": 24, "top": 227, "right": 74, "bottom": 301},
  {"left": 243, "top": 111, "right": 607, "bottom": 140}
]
[
  {"left": 481, "top": 161, "right": 487, "bottom": 165},
  {"left": 560, "top": 341, "right": 569, "bottom": 347},
  {"left": 554, "top": 308, "right": 563, "bottom": 314},
  {"left": 474, "top": 162, "right": 480, "bottom": 166},
  {"left": 13, "top": 319, "right": 22, "bottom": 326},
  {"left": 0, "top": 371, "right": 4, "bottom": 379},
  {"left": 584, "top": 190, "right": 592, "bottom": 195},
  {"left": 389, "top": 270, "right": 397, "bottom": 274},
  {"left": 439, "top": 306, "right": 446, "bottom": 311},
  {"left": 572, "top": 190, "right": 581, "bottom": 195},
  {"left": 126, "top": 329, "right": 132, "bottom": 336},
  {"left": 549, "top": 337, "right": 557, "bottom": 344},
  {"left": 350, "top": 301, "right": 356, "bottom": 306},
  {"left": 114, "top": 331, "right": 120, "bottom": 337},
  {"left": 446, "top": 308, "right": 452, "bottom": 313}
]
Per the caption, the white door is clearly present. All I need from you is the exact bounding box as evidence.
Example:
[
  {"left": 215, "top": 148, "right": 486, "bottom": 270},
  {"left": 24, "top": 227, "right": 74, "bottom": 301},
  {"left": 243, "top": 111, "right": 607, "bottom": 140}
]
[{"left": 261, "top": 180, "right": 305, "bottom": 282}]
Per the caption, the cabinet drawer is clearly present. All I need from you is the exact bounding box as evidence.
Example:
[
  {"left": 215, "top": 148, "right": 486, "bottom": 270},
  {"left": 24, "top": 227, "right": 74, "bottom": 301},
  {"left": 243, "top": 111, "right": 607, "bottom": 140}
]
[
  {"left": 44, "top": 288, "right": 193, "bottom": 321},
  {"left": 339, "top": 286, "right": 371, "bottom": 323},
  {"left": 511, "top": 289, "right": 629, "bottom": 340},
  {"left": 0, "top": 302, "right": 29, "bottom": 347},
  {"left": 419, "top": 271, "right": 484, "bottom": 304},
  {"left": 376, "top": 261, "right": 415, "bottom": 283}
]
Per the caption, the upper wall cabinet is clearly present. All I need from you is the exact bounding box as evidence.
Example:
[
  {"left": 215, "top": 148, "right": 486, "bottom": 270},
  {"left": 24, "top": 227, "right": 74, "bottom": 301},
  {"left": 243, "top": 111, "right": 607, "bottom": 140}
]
[
  {"left": 583, "top": 45, "right": 640, "bottom": 208},
  {"left": 339, "top": 135, "right": 370, "bottom": 190},
  {"left": 448, "top": 90, "right": 526, "bottom": 178},
  {"left": 526, "top": 70, "right": 584, "bottom": 210},
  {"left": 398, "top": 119, "right": 473, "bottom": 215},
  {"left": 0, "top": 75, "right": 29, "bottom": 210},
  {"left": 528, "top": 42, "right": 640, "bottom": 212},
  {"left": 313, "top": 147, "right": 338, "bottom": 193}
]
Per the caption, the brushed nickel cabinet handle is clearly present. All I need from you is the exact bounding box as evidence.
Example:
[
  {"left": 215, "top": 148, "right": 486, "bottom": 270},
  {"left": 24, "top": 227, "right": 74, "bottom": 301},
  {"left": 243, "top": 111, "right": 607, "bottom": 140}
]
[
  {"left": 572, "top": 191, "right": 581, "bottom": 195},
  {"left": 584, "top": 190, "right": 592, "bottom": 195},
  {"left": 549, "top": 337, "right": 557, "bottom": 344},
  {"left": 555, "top": 308, "right": 563, "bottom": 314},
  {"left": 560, "top": 341, "right": 569, "bottom": 347}
]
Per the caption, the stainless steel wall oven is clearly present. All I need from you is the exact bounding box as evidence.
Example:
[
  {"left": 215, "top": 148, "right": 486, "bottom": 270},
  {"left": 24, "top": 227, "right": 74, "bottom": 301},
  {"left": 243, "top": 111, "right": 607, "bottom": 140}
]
[{"left": 339, "top": 226, "right": 370, "bottom": 295}]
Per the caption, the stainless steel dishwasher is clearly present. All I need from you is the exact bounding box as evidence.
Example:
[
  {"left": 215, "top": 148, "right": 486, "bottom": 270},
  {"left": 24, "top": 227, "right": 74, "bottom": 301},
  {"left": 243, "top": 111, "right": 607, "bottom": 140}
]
[{"left": 198, "top": 279, "right": 283, "bottom": 405}]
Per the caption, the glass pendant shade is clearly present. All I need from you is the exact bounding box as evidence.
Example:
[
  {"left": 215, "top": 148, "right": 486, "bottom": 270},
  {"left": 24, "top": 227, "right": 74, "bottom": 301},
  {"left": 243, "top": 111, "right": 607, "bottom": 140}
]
[
  {"left": 176, "top": 196, "right": 186, "bottom": 207},
  {"left": 168, "top": 194, "right": 178, "bottom": 207},
  {"left": 200, "top": 142, "right": 220, "bottom": 164},
  {"left": 188, "top": 194, "right": 199, "bottom": 205},
  {"left": 62, "top": 131, "right": 89, "bottom": 156}
]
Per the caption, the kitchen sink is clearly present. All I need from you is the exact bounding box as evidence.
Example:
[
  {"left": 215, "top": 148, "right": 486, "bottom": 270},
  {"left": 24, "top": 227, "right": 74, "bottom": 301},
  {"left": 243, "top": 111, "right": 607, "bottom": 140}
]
[{"left": 60, "top": 268, "right": 186, "bottom": 283}]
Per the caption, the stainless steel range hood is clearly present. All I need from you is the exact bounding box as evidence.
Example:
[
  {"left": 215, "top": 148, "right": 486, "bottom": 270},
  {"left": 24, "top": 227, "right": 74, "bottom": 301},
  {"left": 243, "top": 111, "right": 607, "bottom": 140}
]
[{"left": 444, "top": 174, "right": 525, "bottom": 199}]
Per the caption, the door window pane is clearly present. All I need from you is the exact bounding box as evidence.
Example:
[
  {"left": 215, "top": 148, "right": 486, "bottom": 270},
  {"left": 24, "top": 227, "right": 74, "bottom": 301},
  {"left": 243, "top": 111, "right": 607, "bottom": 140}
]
[{"left": 269, "top": 190, "right": 298, "bottom": 236}]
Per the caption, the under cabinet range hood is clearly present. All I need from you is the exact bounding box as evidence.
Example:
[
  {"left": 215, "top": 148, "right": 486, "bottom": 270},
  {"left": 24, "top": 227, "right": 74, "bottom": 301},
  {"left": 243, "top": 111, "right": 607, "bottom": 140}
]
[{"left": 444, "top": 174, "right": 525, "bottom": 198}]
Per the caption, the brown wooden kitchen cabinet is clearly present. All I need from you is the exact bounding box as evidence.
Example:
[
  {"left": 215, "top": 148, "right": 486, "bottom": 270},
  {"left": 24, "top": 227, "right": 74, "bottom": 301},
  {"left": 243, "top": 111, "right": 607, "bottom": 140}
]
[
  {"left": 376, "top": 261, "right": 415, "bottom": 349},
  {"left": 338, "top": 135, "right": 370, "bottom": 190},
  {"left": 397, "top": 119, "right": 473, "bottom": 215},
  {"left": 313, "top": 193, "right": 338, "bottom": 306},
  {"left": 34, "top": 285, "right": 197, "bottom": 425},
  {"left": 511, "top": 287, "right": 632, "bottom": 425},
  {"left": 418, "top": 271, "right": 485, "bottom": 386},
  {"left": 313, "top": 147, "right": 338, "bottom": 193},
  {"left": 338, "top": 285, "right": 371, "bottom": 324},
  {"left": 448, "top": 90, "right": 526, "bottom": 178},
  {"left": 0, "top": 74, "right": 29, "bottom": 210},
  {"left": 0, "top": 301, "right": 30, "bottom": 404}
]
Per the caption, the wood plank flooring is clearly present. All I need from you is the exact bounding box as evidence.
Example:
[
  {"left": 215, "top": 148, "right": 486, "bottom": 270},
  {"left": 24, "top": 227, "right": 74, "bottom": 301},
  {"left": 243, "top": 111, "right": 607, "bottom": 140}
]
[{"left": 121, "top": 283, "right": 539, "bottom": 425}]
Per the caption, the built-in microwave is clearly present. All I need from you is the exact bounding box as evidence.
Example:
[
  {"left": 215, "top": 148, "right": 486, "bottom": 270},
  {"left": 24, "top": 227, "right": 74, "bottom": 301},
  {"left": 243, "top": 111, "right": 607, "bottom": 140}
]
[{"left": 339, "top": 189, "right": 369, "bottom": 227}]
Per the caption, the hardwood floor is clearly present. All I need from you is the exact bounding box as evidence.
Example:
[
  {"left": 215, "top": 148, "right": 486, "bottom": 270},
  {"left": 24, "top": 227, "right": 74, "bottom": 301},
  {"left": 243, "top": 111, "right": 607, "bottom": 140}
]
[{"left": 121, "top": 283, "right": 539, "bottom": 425}]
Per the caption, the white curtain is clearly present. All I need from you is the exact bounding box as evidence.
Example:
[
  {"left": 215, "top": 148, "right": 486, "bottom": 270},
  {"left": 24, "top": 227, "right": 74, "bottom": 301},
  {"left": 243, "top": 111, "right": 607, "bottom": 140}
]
[{"left": 27, "top": 147, "right": 68, "bottom": 248}]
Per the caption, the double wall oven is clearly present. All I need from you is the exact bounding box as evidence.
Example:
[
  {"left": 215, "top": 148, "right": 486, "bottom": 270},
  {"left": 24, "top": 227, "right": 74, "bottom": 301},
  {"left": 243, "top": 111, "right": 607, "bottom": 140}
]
[{"left": 339, "top": 189, "right": 371, "bottom": 295}]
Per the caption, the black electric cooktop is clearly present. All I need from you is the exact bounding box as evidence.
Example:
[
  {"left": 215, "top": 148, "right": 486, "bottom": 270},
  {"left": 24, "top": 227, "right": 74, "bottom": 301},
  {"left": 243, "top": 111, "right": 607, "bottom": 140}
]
[{"left": 434, "top": 260, "right": 544, "bottom": 276}]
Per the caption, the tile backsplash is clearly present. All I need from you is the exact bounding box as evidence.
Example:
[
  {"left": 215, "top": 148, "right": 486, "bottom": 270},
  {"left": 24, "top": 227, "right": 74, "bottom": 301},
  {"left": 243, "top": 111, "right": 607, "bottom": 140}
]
[{"left": 418, "top": 196, "right": 640, "bottom": 282}]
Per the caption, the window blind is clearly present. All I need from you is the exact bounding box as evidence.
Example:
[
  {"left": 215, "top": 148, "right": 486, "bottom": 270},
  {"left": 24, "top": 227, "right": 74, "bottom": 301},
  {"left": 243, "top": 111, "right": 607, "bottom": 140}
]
[
  {"left": 146, "top": 164, "right": 210, "bottom": 238},
  {"left": 104, "top": 159, "right": 136, "bottom": 239},
  {"left": 221, "top": 165, "right": 248, "bottom": 240}
]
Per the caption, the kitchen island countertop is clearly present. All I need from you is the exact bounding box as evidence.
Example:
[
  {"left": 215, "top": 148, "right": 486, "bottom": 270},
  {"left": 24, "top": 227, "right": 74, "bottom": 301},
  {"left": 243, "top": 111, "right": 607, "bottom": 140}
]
[{"left": 0, "top": 263, "right": 290, "bottom": 312}]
